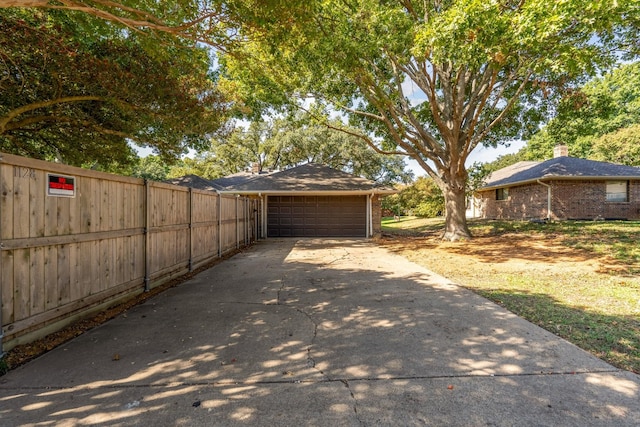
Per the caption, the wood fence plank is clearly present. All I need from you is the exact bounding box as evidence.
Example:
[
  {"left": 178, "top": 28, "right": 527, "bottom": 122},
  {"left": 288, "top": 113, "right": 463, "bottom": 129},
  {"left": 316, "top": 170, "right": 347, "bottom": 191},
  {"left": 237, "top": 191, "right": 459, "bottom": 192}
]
[
  {"left": 110, "top": 238, "right": 118, "bottom": 289},
  {"left": 57, "top": 244, "right": 71, "bottom": 306},
  {"left": 90, "top": 240, "right": 101, "bottom": 296},
  {"left": 68, "top": 180, "right": 78, "bottom": 235},
  {"left": 79, "top": 176, "right": 91, "bottom": 234},
  {"left": 69, "top": 243, "right": 83, "bottom": 302},
  {"left": 1, "top": 164, "right": 14, "bottom": 240},
  {"left": 1, "top": 250, "right": 15, "bottom": 324},
  {"left": 13, "top": 249, "right": 31, "bottom": 321},
  {"left": 89, "top": 178, "right": 99, "bottom": 233},
  {"left": 29, "top": 246, "right": 45, "bottom": 316},
  {"left": 44, "top": 245, "right": 58, "bottom": 311},
  {"left": 101, "top": 180, "right": 109, "bottom": 232},
  {"left": 116, "top": 180, "right": 124, "bottom": 230},
  {"left": 43, "top": 186, "right": 58, "bottom": 237},
  {"left": 57, "top": 194, "right": 71, "bottom": 236},
  {"left": 30, "top": 169, "right": 45, "bottom": 238},
  {"left": 79, "top": 241, "right": 92, "bottom": 298},
  {"left": 135, "top": 184, "right": 144, "bottom": 228},
  {"left": 13, "top": 166, "right": 30, "bottom": 239},
  {"left": 116, "top": 237, "right": 125, "bottom": 287},
  {"left": 135, "top": 235, "right": 145, "bottom": 281},
  {"left": 123, "top": 184, "right": 131, "bottom": 229},
  {"left": 100, "top": 239, "right": 110, "bottom": 293}
]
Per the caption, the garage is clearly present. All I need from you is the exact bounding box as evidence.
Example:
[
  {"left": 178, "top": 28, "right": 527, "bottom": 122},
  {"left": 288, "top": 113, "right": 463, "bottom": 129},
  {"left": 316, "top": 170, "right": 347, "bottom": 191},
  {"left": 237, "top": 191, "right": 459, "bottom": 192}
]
[
  {"left": 267, "top": 195, "right": 367, "bottom": 237},
  {"left": 217, "top": 163, "right": 397, "bottom": 239}
]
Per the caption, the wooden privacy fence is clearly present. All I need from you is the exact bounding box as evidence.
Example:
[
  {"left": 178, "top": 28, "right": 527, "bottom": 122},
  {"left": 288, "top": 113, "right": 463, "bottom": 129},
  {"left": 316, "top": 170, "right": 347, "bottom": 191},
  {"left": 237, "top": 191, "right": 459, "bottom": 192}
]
[{"left": 0, "top": 153, "right": 258, "bottom": 355}]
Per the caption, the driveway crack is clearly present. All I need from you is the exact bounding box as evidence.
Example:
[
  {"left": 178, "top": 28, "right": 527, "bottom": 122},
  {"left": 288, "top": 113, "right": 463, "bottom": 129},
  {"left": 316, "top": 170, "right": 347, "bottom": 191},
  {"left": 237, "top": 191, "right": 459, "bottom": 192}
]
[
  {"left": 340, "top": 379, "right": 364, "bottom": 425},
  {"left": 293, "top": 307, "right": 326, "bottom": 379}
]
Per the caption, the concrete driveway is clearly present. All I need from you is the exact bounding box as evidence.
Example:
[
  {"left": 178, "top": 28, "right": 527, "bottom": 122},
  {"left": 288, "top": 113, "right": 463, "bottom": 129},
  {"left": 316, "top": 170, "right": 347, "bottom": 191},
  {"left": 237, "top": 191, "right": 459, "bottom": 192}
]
[{"left": 1, "top": 239, "right": 638, "bottom": 426}]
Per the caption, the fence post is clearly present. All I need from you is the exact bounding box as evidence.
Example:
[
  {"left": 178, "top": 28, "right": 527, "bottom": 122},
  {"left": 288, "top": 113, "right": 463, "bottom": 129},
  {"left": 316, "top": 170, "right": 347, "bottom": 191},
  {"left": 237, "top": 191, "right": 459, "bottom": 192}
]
[
  {"left": 246, "top": 198, "right": 249, "bottom": 245},
  {"left": 217, "top": 193, "right": 222, "bottom": 257},
  {"left": 144, "top": 179, "right": 151, "bottom": 292},
  {"left": 236, "top": 196, "right": 239, "bottom": 249},
  {"left": 188, "top": 187, "right": 193, "bottom": 272},
  {"left": 0, "top": 154, "right": 4, "bottom": 359}
]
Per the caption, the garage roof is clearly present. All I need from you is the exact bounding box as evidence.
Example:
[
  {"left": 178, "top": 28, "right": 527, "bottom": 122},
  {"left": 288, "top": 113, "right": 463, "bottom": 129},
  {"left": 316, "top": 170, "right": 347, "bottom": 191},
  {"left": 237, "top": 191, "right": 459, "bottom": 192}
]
[
  {"left": 165, "top": 174, "right": 224, "bottom": 191},
  {"left": 222, "top": 163, "right": 397, "bottom": 195}
]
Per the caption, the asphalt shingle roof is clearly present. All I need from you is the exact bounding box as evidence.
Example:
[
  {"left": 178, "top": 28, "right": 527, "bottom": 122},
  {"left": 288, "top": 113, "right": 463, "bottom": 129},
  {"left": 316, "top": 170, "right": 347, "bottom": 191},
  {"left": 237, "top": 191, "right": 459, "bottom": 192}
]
[
  {"left": 225, "top": 163, "right": 394, "bottom": 193},
  {"left": 482, "top": 157, "right": 640, "bottom": 190},
  {"left": 209, "top": 172, "right": 268, "bottom": 189},
  {"left": 165, "top": 174, "right": 224, "bottom": 191}
]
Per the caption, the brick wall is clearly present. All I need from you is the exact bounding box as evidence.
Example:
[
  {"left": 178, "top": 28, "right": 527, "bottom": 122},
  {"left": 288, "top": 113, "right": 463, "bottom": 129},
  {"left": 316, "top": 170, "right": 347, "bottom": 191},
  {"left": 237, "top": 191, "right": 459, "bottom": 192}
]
[
  {"left": 477, "top": 180, "right": 640, "bottom": 220},
  {"left": 476, "top": 183, "right": 548, "bottom": 220},
  {"left": 372, "top": 195, "right": 382, "bottom": 237}
]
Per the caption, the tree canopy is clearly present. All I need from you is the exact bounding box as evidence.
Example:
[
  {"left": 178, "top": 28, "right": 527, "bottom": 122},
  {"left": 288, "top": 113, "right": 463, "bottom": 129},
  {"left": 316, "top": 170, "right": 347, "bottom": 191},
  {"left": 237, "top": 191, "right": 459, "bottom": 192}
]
[
  {"left": 0, "top": 9, "right": 228, "bottom": 170},
  {"left": 220, "top": 0, "right": 635, "bottom": 240},
  {"left": 524, "top": 61, "right": 640, "bottom": 164},
  {"left": 0, "top": 0, "right": 241, "bottom": 48},
  {"left": 167, "top": 112, "right": 414, "bottom": 185}
]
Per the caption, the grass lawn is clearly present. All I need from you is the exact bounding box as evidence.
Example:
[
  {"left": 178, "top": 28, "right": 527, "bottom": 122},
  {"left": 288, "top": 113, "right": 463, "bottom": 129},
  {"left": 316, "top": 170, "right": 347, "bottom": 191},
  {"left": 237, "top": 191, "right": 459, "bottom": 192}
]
[{"left": 379, "top": 216, "right": 640, "bottom": 374}]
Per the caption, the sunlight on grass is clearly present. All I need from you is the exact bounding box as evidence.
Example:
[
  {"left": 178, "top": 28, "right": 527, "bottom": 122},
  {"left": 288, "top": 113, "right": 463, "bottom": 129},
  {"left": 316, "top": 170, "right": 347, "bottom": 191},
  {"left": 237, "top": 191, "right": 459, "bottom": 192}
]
[
  {"left": 380, "top": 219, "right": 640, "bottom": 373},
  {"left": 381, "top": 216, "right": 444, "bottom": 234}
]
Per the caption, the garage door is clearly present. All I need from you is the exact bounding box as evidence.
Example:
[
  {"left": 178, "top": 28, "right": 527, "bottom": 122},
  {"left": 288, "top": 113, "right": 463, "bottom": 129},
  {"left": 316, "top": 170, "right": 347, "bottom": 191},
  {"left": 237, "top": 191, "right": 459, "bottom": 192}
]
[{"left": 267, "top": 195, "right": 366, "bottom": 237}]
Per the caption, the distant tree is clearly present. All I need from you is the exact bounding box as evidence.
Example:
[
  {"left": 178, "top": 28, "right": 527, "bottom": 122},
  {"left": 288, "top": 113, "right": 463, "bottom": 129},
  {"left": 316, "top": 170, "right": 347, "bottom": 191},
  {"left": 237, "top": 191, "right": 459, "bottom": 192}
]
[
  {"left": 0, "top": 10, "right": 228, "bottom": 170},
  {"left": 466, "top": 150, "right": 531, "bottom": 196},
  {"left": 190, "top": 112, "right": 414, "bottom": 184},
  {"left": 132, "top": 155, "right": 170, "bottom": 181},
  {"left": 591, "top": 124, "right": 640, "bottom": 166},
  {"left": 382, "top": 177, "right": 444, "bottom": 218},
  {"left": 524, "top": 61, "right": 640, "bottom": 160}
]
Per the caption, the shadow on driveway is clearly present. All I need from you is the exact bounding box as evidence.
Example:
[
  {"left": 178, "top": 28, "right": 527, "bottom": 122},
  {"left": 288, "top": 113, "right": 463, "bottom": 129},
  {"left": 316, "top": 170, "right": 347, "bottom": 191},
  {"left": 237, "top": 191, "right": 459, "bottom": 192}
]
[{"left": 1, "top": 239, "right": 638, "bottom": 426}]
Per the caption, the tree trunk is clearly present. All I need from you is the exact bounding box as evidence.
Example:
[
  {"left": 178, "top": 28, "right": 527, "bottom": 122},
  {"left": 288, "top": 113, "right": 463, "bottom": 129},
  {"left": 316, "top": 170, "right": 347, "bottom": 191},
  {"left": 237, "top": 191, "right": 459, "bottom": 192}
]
[{"left": 441, "top": 173, "right": 472, "bottom": 241}]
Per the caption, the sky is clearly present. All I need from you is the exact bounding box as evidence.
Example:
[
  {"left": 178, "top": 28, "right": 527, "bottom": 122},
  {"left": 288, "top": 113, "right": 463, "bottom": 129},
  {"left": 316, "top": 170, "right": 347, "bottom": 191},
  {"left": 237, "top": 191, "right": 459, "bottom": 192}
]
[
  {"left": 136, "top": 138, "right": 526, "bottom": 179},
  {"left": 406, "top": 139, "right": 527, "bottom": 177}
]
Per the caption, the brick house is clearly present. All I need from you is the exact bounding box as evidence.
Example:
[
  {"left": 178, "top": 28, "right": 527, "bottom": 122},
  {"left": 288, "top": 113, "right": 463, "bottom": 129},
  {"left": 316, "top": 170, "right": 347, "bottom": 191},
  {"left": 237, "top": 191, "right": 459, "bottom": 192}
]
[{"left": 474, "top": 147, "right": 640, "bottom": 221}]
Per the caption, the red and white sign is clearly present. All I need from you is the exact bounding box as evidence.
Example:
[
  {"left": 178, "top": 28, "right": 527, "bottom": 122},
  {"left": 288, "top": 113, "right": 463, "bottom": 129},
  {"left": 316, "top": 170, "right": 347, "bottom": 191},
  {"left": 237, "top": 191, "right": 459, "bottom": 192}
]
[{"left": 47, "top": 173, "right": 76, "bottom": 197}]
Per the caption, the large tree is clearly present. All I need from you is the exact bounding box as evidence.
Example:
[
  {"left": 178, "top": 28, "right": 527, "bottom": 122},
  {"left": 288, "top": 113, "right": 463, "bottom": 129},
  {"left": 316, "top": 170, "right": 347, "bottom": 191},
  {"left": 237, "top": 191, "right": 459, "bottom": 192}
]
[
  {"left": 220, "top": 0, "right": 633, "bottom": 240},
  {"left": 0, "top": 9, "right": 228, "bottom": 169}
]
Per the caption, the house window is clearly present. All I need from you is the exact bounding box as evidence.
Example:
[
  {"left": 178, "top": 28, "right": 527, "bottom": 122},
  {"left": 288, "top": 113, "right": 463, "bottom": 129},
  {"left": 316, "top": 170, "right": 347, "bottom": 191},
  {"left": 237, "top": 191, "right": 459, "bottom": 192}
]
[
  {"left": 606, "top": 181, "right": 628, "bottom": 202},
  {"left": 496, "top": 188, "right": 509, "bottom": 201}
]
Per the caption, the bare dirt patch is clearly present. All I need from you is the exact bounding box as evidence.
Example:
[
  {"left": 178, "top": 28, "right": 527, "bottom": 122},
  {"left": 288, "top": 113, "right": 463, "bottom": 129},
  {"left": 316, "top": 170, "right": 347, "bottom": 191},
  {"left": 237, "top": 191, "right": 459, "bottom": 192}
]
[
  {"left": 377, "top": 226, "right": 640, "bottom": 373},
  {"left": 380, "top": 232, "right": 609, "bottom": 278}
]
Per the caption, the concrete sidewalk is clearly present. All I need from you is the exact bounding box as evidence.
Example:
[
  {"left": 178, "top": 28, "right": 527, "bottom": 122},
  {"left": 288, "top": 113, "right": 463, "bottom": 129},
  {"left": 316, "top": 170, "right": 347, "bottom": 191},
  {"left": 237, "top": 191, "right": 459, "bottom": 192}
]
[{"left": 1, "top": 239, "right": 638, "bottom": 426}]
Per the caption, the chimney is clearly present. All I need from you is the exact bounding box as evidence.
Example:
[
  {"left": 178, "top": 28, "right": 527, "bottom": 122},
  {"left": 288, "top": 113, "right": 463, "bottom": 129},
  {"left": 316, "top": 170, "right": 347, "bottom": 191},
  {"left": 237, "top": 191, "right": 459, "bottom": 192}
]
[
  {"left": 251, "top": 162, "right": 260, "bottom": 174},
  {"left": 553, "top": 145, "right": 569, "bottom": 158}
]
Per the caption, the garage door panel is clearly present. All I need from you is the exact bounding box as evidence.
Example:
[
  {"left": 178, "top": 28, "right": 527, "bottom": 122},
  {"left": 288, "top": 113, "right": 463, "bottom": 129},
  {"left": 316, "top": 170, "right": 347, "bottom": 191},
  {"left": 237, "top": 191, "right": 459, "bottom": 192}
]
[{"left": 267, "top": 195, "right": 366, "bottom": 237}]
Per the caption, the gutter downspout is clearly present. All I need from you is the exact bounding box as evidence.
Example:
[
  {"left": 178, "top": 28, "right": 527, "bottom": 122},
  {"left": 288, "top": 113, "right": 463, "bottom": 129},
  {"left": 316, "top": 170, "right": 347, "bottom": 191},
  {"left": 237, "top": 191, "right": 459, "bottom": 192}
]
[
  {"left": 537, "top": 180, "right": 551, "bottom": 220},
  {"left": 259, "top": 193, "right": 264, "bottom": 239},
  {"left": 369, "top": 192, "right": 375, "bottom": 238}
]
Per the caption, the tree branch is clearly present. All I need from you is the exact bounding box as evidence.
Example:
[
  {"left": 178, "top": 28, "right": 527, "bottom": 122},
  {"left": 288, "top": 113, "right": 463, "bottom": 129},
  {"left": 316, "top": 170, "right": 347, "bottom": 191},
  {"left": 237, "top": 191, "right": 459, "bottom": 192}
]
[
  {"left": 0, "top": 0, "right": 232, "bottom": 48},
  {"left": 0, "top": 95, "right": 104, "bottom": 134}
]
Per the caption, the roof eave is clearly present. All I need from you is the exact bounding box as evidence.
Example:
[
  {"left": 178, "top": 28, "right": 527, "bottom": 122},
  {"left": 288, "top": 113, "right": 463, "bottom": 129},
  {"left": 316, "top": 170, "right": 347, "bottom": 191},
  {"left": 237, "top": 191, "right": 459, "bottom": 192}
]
[
  {"left": 219, "top": 189, "right": 398, "bottom": 196},
  {"left": 478, "top": 175, "right": 640, "bottom": 192}
]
